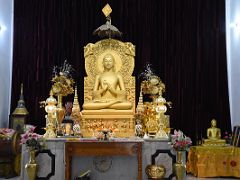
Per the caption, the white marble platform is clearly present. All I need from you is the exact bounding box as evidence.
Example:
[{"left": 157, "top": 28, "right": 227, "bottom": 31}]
[{"left": 20, "top": 138, "right": 177, "bottom": 180}]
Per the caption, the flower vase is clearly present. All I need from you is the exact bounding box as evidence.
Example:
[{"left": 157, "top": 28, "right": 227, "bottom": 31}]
[
  {"left": 173, "top": 151, "right": 186, "bottom": 180},
  {"left": 25, "top": 150, "right": 38, "bottom": 180}
]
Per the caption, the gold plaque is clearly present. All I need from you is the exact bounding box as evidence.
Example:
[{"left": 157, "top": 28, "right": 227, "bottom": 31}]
[{"left": 102, "top": 4, "right": 112, "bottom": 17}]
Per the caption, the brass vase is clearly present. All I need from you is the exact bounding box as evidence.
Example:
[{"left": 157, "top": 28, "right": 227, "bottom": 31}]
[
  {"left": 25, "top": 150, "right": 38, "bottom": 180},
  {"left": 145, "top": 164, "right": 166, "bottom": 179},
  {"left": 173, "top": 151, "right": 186, "bottom": 180}
]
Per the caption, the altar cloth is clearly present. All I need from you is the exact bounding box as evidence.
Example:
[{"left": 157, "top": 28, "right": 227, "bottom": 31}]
[{"left": 187, "top": 146, "right": 240, "bottom": 177}]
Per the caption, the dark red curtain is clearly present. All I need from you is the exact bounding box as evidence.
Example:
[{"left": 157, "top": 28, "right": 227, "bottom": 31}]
[{"left": 12, "top": 0, "right": 231, "bottom": 143}]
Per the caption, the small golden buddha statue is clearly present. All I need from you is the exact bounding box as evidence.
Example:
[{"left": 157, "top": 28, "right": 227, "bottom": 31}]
[
  {"left": 203, "top": 119, "right": 226, "bottom": 146},
  {"left": 83, "top": 54, "right": 132, "bottom": 110}
]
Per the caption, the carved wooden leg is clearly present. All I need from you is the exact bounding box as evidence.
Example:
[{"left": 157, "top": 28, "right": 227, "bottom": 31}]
[
  {"left": 138, "top": 142, "right": 142, "bottom": 180},
  {"left": 65, "top": 153, "right": 71, "bottom": 180}
]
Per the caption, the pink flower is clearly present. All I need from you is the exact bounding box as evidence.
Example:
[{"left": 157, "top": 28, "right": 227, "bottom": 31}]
[
  {"left": 21, "top": 133, "right": 29, "bottom": 142},
  {"left": 20, "top": 137, "right": 27, "bottom": 144},
  {"left": 170, "top": 130, "right": 192, "bottom": 151},
  {"left": 31, "top": 133, "right": 38, "bottom": 139},
  {"left": 173, "top": 130, "right": 182, "bottom": 136},
  {"left": 0, "top": 128, "right": 15, "bottom": 136},
  {"left": 27, "top": 126, "right": 36, "bottom": 133},
  {"left": 20, "top": 126, "right": 44, "bottom": 150}
]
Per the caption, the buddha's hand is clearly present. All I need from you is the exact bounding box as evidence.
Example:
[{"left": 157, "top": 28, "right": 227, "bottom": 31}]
[
  {"left": 103, "top": 85, "right": 108, "bottom": 91},
  {"left": 106, "top": 83, "right": 117, "bottom": 96},
  {"left": 100, "top": 84, "right": 108, "bottom": 96}
]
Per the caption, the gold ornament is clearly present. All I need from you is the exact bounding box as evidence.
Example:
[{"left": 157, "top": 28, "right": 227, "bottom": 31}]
[
  {"left": 43, "top": 90, "right": 57, "bottom": 138},
  {"left": 102, "top": 4, "right": 112, "bottom": 17},
  {"left": 140, "top": 72, "right": 171, "bottom": 138},
  {"left": 145, "top": 164, "right": 166, "bottom": 179}
]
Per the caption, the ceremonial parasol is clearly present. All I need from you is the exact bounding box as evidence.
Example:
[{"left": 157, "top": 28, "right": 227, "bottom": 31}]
[{"left": 93, "top": 4, "right": 122, "bottom": 38}]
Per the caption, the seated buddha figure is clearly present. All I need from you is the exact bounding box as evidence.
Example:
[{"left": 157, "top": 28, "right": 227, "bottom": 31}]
[
  {"left": 203, "top": 119, "right": 226, "bottom": 146},
  {"left": 82, "top": 54, "right": 133, "bottom": 110}
]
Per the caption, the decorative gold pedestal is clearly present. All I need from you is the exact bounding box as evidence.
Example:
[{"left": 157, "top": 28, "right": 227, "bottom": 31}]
[{"left": 81, "top": 110, "right": 135, "bottom": 137}]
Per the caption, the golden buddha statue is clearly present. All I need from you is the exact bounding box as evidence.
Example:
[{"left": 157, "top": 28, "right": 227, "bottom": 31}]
[
  {"left": 83, "top": 54, "right": 132, "bottom": 110},
  {"left": 80, "top": 5, "right": 135, "bottom": 137},
  {"left": 81, "top": 38, "right": 136, "bottom": 138},
  {"left": 203, "top": 119, "right": 226, "bottom": 146}
]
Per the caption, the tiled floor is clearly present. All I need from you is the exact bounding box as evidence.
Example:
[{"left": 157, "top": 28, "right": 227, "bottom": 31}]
[
  {"left": 186, "top": 175, "right": 237, "bottom": 180},
  {"left": 0, "top": 175, "right": 238, "bottom": 180}
]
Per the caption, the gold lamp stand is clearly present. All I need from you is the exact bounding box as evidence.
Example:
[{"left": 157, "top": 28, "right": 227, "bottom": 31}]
[{"left": 43, "top": 91, "right": 57, "bottom": 138}]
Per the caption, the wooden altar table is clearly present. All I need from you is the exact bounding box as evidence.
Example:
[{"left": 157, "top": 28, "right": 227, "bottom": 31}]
[{"left": 65, "top": 140, "right": 143, "bottom": 180}]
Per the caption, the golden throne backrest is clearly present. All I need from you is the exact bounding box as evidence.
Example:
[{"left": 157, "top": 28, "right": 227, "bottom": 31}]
[{"left": 83, "top": 39, "right": 135, "bottom": 108}]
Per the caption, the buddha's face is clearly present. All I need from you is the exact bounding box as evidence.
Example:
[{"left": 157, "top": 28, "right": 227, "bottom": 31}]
[
  {"left": 211, "top": 119, "right": 217, "bottom": 127},
  {"left": 103, "top": 55, "right": 115, "bottom": 70}
]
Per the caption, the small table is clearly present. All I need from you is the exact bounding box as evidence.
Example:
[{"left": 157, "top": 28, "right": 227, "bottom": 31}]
[
  {"left": 187, "top": 146, "right": 240, "bottom": 177},
  {"left": 65, "top": 140, "right": 142, "bottom": 180}
]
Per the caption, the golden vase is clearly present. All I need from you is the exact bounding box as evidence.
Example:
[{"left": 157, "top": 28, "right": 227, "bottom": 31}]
[
  {"left": 173, "top": 151, "right": 186, "bottom": 180},
  {"left": 25, "top": 150, "right": 38, "bottom": 180}
]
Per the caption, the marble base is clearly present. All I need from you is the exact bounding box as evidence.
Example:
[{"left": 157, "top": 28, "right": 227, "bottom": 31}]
[{"left": 20, "top": 138, "right": 180, "bottom": 180}]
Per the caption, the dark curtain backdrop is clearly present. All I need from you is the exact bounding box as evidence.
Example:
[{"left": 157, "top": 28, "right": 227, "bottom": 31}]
[{"left": 12, "top": 0, "right": 231, "bottom": 144}]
